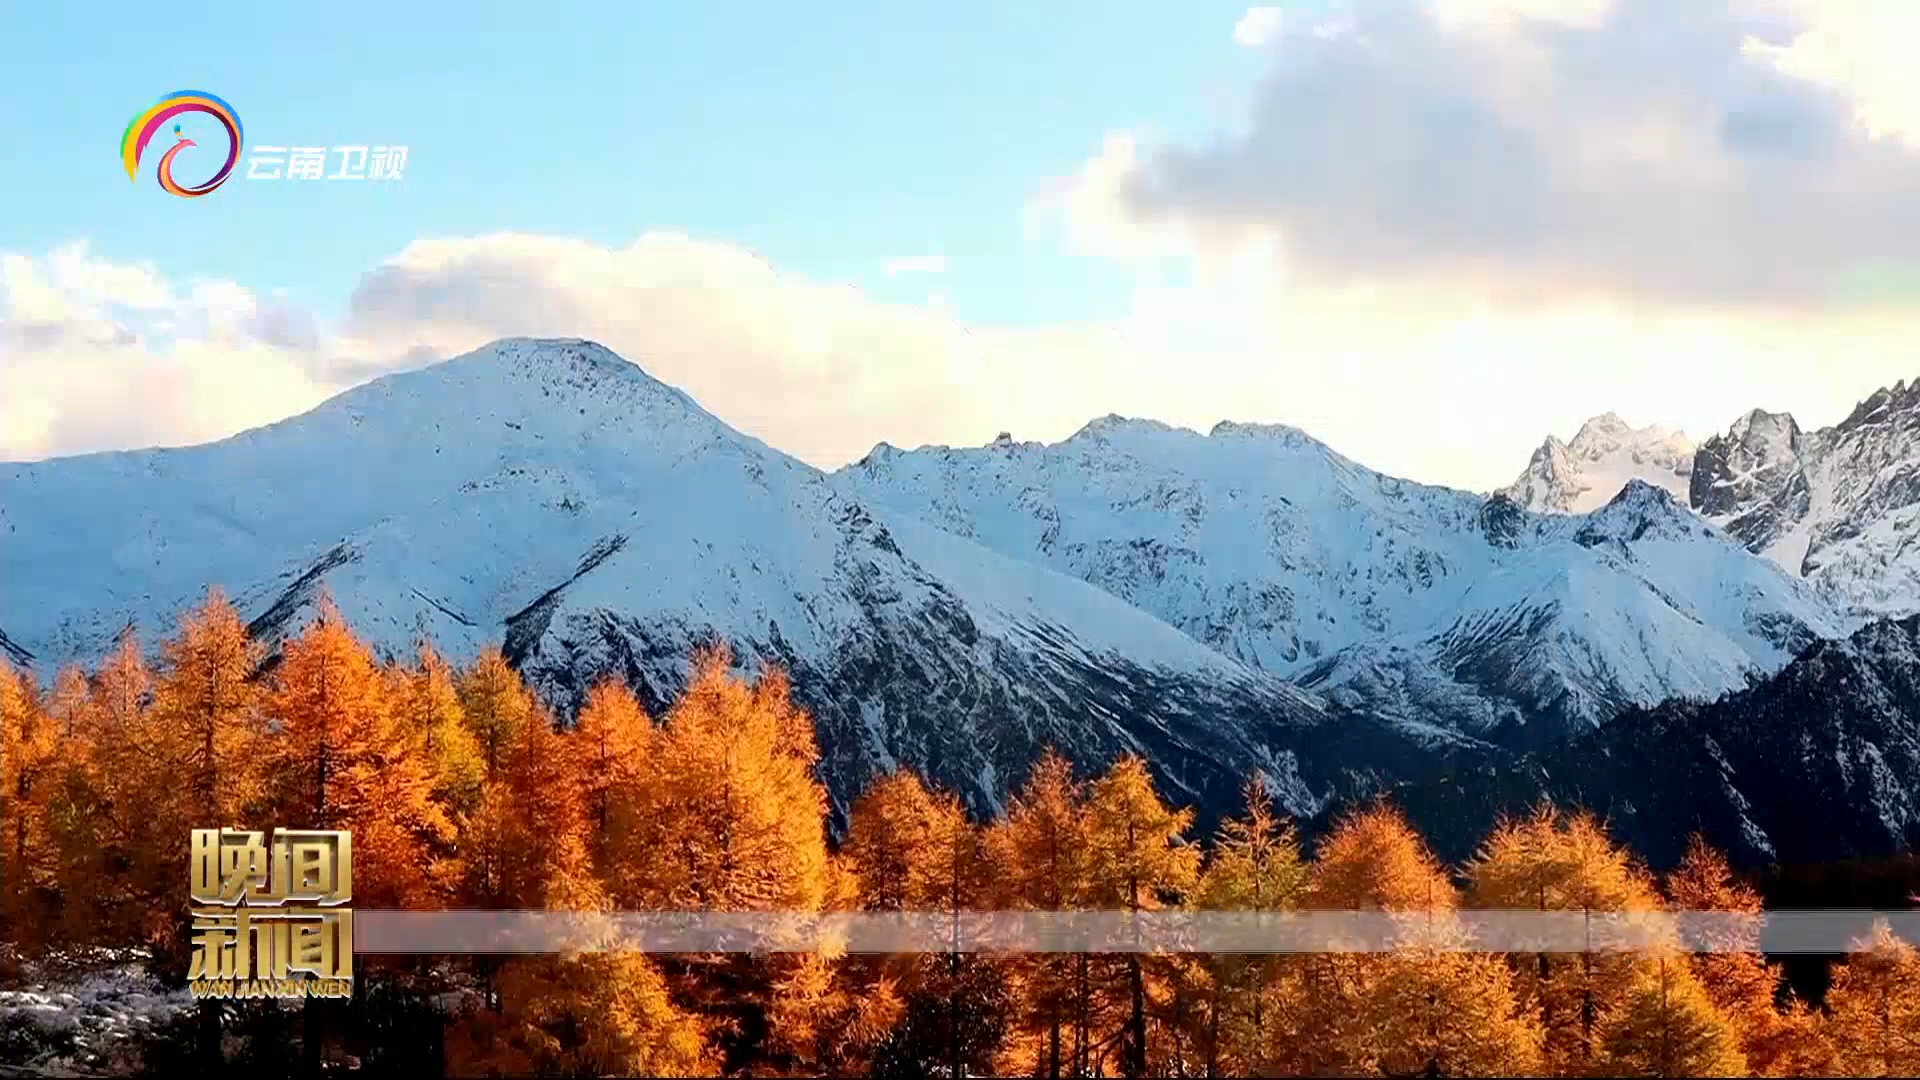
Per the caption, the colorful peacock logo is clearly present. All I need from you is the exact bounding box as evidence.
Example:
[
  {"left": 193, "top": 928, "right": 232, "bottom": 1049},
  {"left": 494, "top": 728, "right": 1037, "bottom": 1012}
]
[{"left": 120, "top": 91, "right": 244, "bottom": 198}]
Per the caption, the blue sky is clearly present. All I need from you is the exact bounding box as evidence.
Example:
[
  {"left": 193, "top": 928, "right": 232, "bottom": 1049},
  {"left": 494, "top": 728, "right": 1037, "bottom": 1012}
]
[{"left": 2, "top": 0, "right": 1290, "bottom": 326}]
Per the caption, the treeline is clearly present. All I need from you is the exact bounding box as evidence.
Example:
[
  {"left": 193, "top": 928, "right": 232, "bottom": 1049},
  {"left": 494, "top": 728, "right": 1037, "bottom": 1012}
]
[{"left": 1, "top": 593, "right": 1918, "bottom": 1077}]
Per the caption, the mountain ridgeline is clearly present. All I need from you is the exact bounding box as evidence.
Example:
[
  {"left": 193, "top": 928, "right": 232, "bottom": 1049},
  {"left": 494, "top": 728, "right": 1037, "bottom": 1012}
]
[{"left": 4, "top": 338, "right": 1920, "bottom": 864}]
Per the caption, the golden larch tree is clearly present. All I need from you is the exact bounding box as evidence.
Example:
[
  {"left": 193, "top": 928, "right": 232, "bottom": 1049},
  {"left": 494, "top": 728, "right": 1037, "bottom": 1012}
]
[
  {"left": 1193, "top": 771, "right": 1308, "bottom": 1078},
  {"left": 390, "top": 645, "right": 485, "bottom": 828},
  {"left": 618, "top": 648, "right": 835, "bottom": 1074},
  {"left": 1367, "top": 935, "right": 1547, "bottom": 1078},
  {"left": 1824, "top": 921, "right": 1920, "bottom": 1079},
  {"left": 763, "top": 946, "right": 908, "bottom": 1078},
  {"left": 834, "top": 769, "right": 951, "bottom": 1072},
  {"left": 1466, "top": 804, "right": 1676, "bottom": 1073},
  {"left": 983, "top": 747, "right": 1089, "bottom": 1080},
  {"left": 1082, "top": 755, "right": 1200, "bottom": 1079},
  {"left": 149, "top": 590, "right": 267, "bottom": 833},
  {"left": 1665, "top": 833, "right": 1828, "bottom": 1076},
  {"left": 466, "top": 681, "right": 599, "bottom": 912},
  {"left": 623, "top": 647, "right": 830, "bottom": 912},
  {"left": 1287, "top": 800, "right": 1542, "bottom": 1078},
  {"left": 844, "top": 768, "right": 1005, "bottom": 1078},
  {"left": 1310, "top": 801, "right": 1452, "bottom": 912},
  {"left": 1595, "top": 955, "right": 1749, "bottom": 1078},
  {"left": 39, "top": 666, "right": 113, "bottom": 949},
  {"left": 445, "top": 950, "right": 713, "bottom": 1078},
  {"left": 448, "top": 646, "right": 603, "bottom": 911},
  {"left": 0, "top": 659, "right": 56, "bottom": 949},
  {"left": 446, "top": 647, "right": 613, "bottom": 1063},
  {"left": 457, "top": 648, "right": 542, "bottom": 781},
  {"left": 567, "top": 678, "right": 653, "bottom": 889},
  {"left": 266, "top": 604, "right": 451, "bottom": 908},
  {"left": 844, "top": 769, "right": 957, "bottom": 911},
  {"left": 64, "top": 638, "right": 177, "bottom": 951}
]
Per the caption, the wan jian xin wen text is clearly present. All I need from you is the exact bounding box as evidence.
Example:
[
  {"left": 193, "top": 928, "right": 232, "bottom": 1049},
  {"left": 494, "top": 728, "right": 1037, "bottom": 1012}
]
[{"left": 188, "top": 828, "right": 354, "bottom": 1000}]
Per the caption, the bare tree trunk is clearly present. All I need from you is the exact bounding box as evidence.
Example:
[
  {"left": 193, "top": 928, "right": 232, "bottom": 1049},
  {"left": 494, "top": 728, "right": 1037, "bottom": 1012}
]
[
  {"left": 951, "top": 845, "right": 964, "bottom": 1080},
  {"left": 1048, "top": 992, "right": 1062, "bottom": 1080},
  {"left": 1207, "top": 959, "right": 1221, "bottom": 1079},
  {"left": 1126, "top": 817, "right": 1146, "bottom": 1079},
  {"left": 1127, "top": 956, "right": 1147, "bottom": 1077},
  {"left": 1076, "top": 955, "right": 1090, "bottom": 1077}
]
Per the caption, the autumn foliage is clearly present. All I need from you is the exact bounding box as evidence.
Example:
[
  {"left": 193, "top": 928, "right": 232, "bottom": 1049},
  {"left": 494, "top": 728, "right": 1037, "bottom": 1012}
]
[{"left": 0, "top": 591, "right": 1916, "bottom": 1076}]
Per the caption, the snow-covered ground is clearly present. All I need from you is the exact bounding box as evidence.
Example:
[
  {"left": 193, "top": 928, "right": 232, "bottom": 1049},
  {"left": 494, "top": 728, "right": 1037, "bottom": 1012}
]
[{"left": 0, "top": 958, "right": 191, "bottom": 1077}]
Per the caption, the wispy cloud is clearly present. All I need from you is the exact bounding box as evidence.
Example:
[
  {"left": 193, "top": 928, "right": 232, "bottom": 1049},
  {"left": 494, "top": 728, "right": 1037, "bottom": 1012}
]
[
  {"left": 882, "top": 254, "right": 947, "bottom": 277},
  {"left": 1232, "top": 6, "right": 1284, "bottom": 46}
]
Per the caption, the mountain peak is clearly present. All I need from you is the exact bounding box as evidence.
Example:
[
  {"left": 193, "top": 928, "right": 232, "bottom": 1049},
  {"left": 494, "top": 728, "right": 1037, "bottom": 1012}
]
[
  {"left": 413, "top": 338, "right": 721, "bottom": 426},
  {"left": 1503, "top": 414, "right": 1694, "bottom": 515},
  {"left": 1569, "top": 411, "right": 1632, "bottom": 447},
  {"left": 1697, "top": 377, "right": 1920, "bottom": 603},
  {"left": 1605, "top": 477, "right": 1679, "bottom": 510},
  {"left": 1726, "top": 407, "right": 1800, "bottom": 443},
  {"left": 466, "top": 337, "right": 654, "bottom": 381},
  {"left": 1563, "top": 478, "right": 1713, "bottom": 552},
  {"left": 1208, "top": 419, "right": 1318, "bottom": 446},
  {"left": 486, "top": 335, "right": 620, "bottom": 357},
  {"left": 1067, "top": 414, "right": 1182, "bottom": 442},
  {"left": 1690, "top": 408, "right": 1809, "bottom": 544}
]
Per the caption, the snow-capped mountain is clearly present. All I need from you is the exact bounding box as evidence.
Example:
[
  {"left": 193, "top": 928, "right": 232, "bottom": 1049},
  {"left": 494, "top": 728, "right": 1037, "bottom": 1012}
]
[
  {"left": 13, "top": 337, "right": 1920, "bottom": 853},
  {"left": 1502, "top": 413, "right": 1695, "bottom": 514},
  {"left": 0, "top": 339, "right": 1438, "bottom": 826},
  {"left": 835, "top": 420, "right": 1837, "bottom": 744},
  {"left": 1692, "top": 381, "right": 1920, "bottom": 618}
]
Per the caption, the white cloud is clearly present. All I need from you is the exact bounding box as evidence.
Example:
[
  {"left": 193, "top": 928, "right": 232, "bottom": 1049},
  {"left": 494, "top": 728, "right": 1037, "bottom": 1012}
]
[
  {"left": 1427, "top": 0, "right": 1614, "bottom": 32},
  {"left": 1086, "top": 0, "right": 1920, "bottom": 307},
  {"left": 1233, "top": 7, "right": 1285, "bottom": 46},
  {"left": 881, "top": 254, "right": 947, "bottom": 277},
  {"left": 0, "top": 246, "right": 375, "bottom": 461},
  {"left": 1744, "top": 0, "right": 1920, "bottom": 145},
  {"left": 2, "top": 242, "right": 170, "bottom": 326}
]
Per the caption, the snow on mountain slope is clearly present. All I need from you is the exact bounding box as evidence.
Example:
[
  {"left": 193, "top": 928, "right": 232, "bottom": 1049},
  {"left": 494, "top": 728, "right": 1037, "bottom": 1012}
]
[
  {"left": 0, "top": 338, "right": 1417, "bottom": 825},
  {"left": 1691, "top": 380, "right": 1920, "bottom": 618},
  {"left": 1306, "top": 483, "right": 1838, "bottom": 743},
  {"left": 1502, "top": 413, "right": 1695, "bottom": 514},
  {"left": 837, "top": 423, "right": 1837, "bottom": 743},
  {"left": 841, "top": 417, "right": 1491, "bottom": 671}
]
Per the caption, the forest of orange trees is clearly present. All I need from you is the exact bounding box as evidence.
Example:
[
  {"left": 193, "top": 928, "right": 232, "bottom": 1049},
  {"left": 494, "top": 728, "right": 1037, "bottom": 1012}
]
[{"left": 1, "top": 591, "right": 1918, "bottom": 1078}]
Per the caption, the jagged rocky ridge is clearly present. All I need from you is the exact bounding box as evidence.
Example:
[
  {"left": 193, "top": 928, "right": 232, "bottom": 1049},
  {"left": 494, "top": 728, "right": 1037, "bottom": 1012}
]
[{"left": 1693, "top": 381, "right": 1920, "bottom": 618}]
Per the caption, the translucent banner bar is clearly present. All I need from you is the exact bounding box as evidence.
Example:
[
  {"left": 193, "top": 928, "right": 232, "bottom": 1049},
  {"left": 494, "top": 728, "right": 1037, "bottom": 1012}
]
[{"left": 351, "top": 910, "right": 1920, "bottom": 956}]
